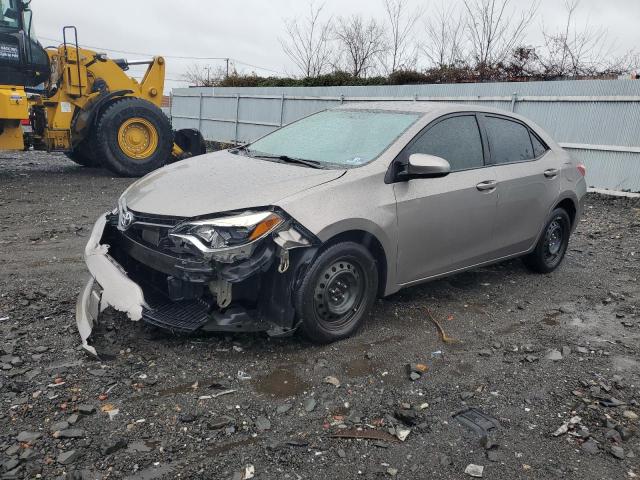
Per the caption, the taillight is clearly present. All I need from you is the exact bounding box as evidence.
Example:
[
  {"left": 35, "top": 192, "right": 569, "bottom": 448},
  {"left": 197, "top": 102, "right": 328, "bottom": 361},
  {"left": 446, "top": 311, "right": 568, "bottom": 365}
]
[
  {"left": 20, "top": 118, "right": 30, "bottom": 126},
  {"left": 576, "top": 162, "right": 586, "bottom": 177}
]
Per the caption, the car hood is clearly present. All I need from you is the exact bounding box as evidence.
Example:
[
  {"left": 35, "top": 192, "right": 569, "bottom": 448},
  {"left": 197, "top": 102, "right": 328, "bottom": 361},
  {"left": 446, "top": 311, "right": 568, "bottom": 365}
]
[{"left": 121, "top": 150, "right": 346, "bottom": 218}]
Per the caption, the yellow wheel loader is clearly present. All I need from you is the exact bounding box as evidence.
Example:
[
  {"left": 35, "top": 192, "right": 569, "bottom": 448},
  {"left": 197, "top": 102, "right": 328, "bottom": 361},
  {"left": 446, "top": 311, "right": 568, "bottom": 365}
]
[{"left": 0, "top": 0, "right": 204, "bottom": 176}]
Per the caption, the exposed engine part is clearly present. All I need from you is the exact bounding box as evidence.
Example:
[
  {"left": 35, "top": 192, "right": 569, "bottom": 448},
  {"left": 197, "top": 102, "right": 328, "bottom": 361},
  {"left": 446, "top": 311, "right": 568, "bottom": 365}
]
[
  {"left": 278, "top": 249, "right": 290, "bottom": 273},
  {"left": 210, "top": 279, "right": 232, "bottom": 308}
]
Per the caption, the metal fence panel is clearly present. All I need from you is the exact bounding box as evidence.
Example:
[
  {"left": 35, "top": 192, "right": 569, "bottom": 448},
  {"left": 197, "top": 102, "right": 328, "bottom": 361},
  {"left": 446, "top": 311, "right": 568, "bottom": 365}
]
[{"left": 171, "top": 79, "right": 640, "bottom": 191}]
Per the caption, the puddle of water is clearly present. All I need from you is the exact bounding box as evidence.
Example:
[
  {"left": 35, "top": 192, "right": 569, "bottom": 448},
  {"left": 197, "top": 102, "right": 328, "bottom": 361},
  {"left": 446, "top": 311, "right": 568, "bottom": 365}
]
[
  {"left": 344, "top": 357, "right": 379, "bottom": 377},
  {"left": 253, "top": 366, "right": 310, "bottom": 398}
]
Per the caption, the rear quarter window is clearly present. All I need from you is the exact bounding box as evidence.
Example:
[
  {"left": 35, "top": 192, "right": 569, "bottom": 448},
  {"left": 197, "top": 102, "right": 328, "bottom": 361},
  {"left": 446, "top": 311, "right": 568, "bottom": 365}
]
[{"left": 530, "top": 132, "right": 548, "bottom": 158}]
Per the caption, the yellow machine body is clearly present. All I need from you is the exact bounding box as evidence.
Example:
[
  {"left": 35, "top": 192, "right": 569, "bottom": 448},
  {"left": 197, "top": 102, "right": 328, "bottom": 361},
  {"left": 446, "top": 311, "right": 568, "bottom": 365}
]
[
  {"left": 0, "top": 85, "right": 28, "bottom": 150},
  {"left": 30, "top": 45, "right": 166, "bottom": 151}
]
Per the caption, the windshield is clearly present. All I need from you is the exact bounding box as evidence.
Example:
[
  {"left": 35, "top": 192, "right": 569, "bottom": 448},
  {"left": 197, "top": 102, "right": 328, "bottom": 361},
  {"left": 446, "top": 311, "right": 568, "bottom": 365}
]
[
  {"left": 247, "top": 109, "right": 421, "bottom": 167},
  {"left": 0, "top": 0, "right": 20, "bottom": 29}
]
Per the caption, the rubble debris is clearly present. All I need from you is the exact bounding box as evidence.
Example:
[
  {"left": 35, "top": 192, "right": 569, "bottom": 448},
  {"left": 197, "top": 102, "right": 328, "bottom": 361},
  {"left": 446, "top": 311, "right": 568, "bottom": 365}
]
[
  {"left": 101, "top": 438, "right": 127, "bottom": 455},
  {"left": 233, "top": 465, "right": 255, "bottom": 480},
  {"left": 405, "top": 363, "right": 429, "bottom": 381},
  {"left": 454, "top": 408, "right": 499, "bottom": 437},
  {"left": 323, "top": 375, "right": 341, "bottom": 387},
  {"left": 276, "top": 403, "right": 292, "bottom": 414},
  {"left": 303, "top": 398, "right": 317, "bottom": 412},
  {"left": 582, "top": 438, "right": 600, "bottom": 454},
  {"left": 16, "top": 431, "right": 41, "bottom": 442},
  {"left": 57, "top": 450, "right": 80, "bottom": 465},
  {"left": 600, "top": 397, "right": 626, "bottom": 408},
  {"left": 254, "top": 416, "right": 271, "bottom": 431},
  {"left": 464, "top": 464, "right": 484, "bottom": 477},
  {"left": 394, "top": 409, "right": 421, "bottom": 426},
  {"left": 545, "top": 349, "right": 563, "bottom": 361},
  {"left": 207, "top": 416, "right": 235, "bottom": 430},
  {"left": 623, "top": 410, "right": 638, "bottom": 421},
  {"left": 331, "top": 429, "right": 398, "bottom": 443},
  {"left": 552, "top": 416, "right": 582, "bottom": 437},
  {"left": 611, "top": 446, "right": 625, "bottom": 459},
  {"left": 391, "top": 426, "right": 411, "bottom": 442},
  {"left": 77, "top": 404, "right": 96, "bottom": 415}
]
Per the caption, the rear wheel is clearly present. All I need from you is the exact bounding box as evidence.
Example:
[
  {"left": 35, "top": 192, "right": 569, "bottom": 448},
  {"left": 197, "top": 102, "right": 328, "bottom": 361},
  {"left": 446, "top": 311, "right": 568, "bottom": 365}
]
[
  {"left": 94, "top": 97, "right": 172, "bottom": 177},
  {"left": 294, "top": 242, "right": 378, "bottom": 343},
  {"left": 523, "top": 208, "right": 571, "bottom": 273}
]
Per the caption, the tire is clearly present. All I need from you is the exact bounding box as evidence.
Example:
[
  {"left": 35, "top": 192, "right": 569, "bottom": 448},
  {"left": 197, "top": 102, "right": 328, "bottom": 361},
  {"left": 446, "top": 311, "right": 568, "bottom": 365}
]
[
  {"left": 64, "top": 140, "right": 99, "bottom": 167},
  {"left": 93, "top": 97, "right": 172, "bottom": 177},
  {"left": 523, "top": 208, "right": 571, "bottom": 273},
  {"left": 294, "top": 242, "right": 378, "bottom": 343}
]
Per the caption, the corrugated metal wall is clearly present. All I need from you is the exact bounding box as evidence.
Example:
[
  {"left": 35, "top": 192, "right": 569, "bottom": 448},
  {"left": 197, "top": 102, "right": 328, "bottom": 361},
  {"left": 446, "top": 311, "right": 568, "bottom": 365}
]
[{"left": 171, "top": 79, "right": 640, "bottom": 192}]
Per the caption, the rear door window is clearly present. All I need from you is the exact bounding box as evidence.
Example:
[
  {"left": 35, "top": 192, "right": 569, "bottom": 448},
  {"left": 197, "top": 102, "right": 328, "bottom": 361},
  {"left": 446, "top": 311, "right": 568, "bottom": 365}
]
[
  {"left": 406, "top": 115, "right": 484, "bottom": 171},
  {"left": 484, "top": 116, "right": 535, "bottom": 164}
]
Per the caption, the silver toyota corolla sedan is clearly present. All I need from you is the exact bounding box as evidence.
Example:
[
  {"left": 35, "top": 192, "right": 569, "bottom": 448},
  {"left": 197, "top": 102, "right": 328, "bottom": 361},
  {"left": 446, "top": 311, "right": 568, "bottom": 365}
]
[{"left": 76, "top": 102, "right": 587, "bottom": 354}]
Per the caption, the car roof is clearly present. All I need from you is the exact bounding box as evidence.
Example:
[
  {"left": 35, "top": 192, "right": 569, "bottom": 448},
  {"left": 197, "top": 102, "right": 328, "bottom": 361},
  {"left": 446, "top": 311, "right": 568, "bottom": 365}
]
[{"left": 334, "top": 101, "right": 515, "bottom": 117}]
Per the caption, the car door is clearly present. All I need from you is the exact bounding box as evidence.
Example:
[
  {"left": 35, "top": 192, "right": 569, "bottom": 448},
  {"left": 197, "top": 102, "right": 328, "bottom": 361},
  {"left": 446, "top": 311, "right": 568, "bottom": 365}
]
[
  {"left": 481, "top": 114, "right": 561, "bottom": 256},
  {"left": 393, "top": 113, "right": 500, "bottom": 285}
]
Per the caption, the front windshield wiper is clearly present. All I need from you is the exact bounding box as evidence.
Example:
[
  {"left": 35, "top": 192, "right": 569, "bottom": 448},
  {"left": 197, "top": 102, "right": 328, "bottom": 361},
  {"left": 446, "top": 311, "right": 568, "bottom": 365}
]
[{"left": 250, "top": 153, "right": 325, "bottom": 169}]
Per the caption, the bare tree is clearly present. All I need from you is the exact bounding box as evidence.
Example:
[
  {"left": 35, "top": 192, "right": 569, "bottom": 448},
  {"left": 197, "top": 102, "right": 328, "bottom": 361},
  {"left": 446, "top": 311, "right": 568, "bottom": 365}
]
[
  {"left": 379, "top": 0, "right": 422, "bottom": 74},
  {"left": 537, "top": 0, "right": 635, "bottom": 77},
  {"left": 421, "top": 2, "right": 467, "bottom": 68},
  {"left": 183, "top": 64, "right": 228, "bottom": 87},
  {"left": 334, "top": 15, "right": 386, "bottom": 77},
  {"left": 280, "top": 1, "right": 333, "bottom": 77},
  {"left": 462, "top": 0, "right": 539, "bottom": 72}
]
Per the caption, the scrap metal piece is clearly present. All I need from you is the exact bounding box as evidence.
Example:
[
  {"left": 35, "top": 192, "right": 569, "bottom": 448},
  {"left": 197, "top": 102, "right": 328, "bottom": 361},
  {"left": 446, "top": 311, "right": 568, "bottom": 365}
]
[
  {"left": 331, "top": 429, "right": 398, "bottom": 442},
  {"left": 427, "top": 309, "right": 460, "bottom": 344},
  {"left": 454, "top": 408, "right": 500, "bottom": 437}
]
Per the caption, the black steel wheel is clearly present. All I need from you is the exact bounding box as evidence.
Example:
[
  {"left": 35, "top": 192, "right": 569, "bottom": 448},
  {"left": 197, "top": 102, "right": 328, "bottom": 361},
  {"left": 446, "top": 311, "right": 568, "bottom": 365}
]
[
  {"left": 295, "top": 242, "right": 378, "bottom": 343},
  {"left": 523, "top": 208, "right": 571, "bottom": 273}
]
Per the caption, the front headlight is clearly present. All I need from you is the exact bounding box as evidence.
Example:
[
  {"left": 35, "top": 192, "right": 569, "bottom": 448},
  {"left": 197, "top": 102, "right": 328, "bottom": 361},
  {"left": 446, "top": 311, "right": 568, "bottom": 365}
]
[{"left": 169, "top": 211, "right": 284, "bottom": 260}]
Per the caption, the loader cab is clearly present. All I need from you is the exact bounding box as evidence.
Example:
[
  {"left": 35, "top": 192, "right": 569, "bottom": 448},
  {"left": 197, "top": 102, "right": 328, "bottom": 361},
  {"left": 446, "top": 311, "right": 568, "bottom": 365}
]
[{"left": 0, "top": 0, "right": 49, "bottom": 87}]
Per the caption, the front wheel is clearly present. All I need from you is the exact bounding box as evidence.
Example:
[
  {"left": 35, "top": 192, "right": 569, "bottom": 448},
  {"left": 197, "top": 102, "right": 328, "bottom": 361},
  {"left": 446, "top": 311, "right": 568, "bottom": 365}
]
[
  {"left": 294, "top": 242, "right": 378, "bottom": 343},
  {"left": 523, "top": 208, "right": 571, "bottom": 273}
]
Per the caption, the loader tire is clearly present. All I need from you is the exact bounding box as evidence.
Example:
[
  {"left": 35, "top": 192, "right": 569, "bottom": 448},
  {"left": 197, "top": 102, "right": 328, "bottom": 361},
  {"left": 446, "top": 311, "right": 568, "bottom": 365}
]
[
  {"left": 94, "top": 97, "right": 172, "bottom": 177},
  {"left": 65, "top": 140, "right": 100, "bottom": 168}
]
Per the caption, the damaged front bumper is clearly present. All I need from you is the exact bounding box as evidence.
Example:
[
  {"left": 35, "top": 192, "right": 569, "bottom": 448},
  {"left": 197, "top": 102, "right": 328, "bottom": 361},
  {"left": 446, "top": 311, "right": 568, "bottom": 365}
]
[
  {"left": 76, "top": 210, "right": 317, "bottom": 356},
  {"left": 76, "top": 214, "right": 147, "bottom": 356}
]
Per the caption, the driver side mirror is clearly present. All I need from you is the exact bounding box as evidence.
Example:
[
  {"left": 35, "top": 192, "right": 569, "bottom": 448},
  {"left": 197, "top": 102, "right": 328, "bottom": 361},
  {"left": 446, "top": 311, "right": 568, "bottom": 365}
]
[{"left": 405, "top": 153, "right": 451, "bottom": 179}]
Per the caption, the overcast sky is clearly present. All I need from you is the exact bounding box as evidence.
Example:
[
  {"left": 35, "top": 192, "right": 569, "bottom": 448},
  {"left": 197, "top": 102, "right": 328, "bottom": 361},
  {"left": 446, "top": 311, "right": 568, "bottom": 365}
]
[{"left": 30, "top": 0, "right": 639, "bottom": 92}]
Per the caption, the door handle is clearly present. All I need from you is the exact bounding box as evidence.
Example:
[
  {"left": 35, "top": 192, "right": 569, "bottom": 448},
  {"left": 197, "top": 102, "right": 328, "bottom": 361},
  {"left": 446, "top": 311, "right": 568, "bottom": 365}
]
[
  {"left": 544, "top": 168, "right": 559, "bottom": 178},
  {"left": 476, "top": 180, "right": 498, "bottom": 191}
]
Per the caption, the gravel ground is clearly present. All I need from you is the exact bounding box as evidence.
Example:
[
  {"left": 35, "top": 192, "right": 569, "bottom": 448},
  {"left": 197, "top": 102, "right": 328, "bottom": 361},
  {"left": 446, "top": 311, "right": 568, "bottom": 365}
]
[{"left": 1, "top": 151, "right": 639, "bottom": 480}]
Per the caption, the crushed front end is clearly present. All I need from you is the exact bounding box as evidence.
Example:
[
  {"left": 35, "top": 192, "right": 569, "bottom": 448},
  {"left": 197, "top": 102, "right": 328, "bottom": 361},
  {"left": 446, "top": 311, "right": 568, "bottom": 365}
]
[{"left": 76, "top": 205, "right": 318, "bottom": 356}]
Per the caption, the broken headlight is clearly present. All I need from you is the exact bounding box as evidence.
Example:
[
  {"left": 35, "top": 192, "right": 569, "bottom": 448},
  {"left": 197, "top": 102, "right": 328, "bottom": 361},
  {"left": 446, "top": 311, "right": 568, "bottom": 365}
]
[{"left": 169, "top": 211, "right": 284, "bottom": 261}]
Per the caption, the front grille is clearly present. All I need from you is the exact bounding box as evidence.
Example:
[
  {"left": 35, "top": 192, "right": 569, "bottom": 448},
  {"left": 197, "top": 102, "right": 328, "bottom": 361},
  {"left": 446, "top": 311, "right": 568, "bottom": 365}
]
[{"left": 124, "top": 210, "right": 188, "bottom": 257}]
